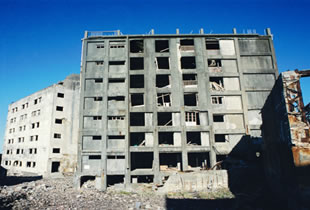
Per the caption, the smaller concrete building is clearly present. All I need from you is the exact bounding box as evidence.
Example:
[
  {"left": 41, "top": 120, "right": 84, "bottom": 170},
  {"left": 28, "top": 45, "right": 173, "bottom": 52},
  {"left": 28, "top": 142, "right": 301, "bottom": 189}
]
[{"left": 1, "top": 74, "right": 80, "bottom": 177}]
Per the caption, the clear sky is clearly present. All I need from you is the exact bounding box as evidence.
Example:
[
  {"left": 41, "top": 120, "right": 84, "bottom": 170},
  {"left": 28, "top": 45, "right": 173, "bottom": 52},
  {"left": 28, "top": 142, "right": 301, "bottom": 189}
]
[{"left": 0, "top": 0, "right": 309, "bottom": 152}]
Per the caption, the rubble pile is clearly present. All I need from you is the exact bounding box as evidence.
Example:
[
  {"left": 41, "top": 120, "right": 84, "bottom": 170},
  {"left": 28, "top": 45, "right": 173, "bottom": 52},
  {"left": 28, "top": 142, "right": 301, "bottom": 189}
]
[{"left": 0, "top": 176, "right": 166, "bottom": 210}]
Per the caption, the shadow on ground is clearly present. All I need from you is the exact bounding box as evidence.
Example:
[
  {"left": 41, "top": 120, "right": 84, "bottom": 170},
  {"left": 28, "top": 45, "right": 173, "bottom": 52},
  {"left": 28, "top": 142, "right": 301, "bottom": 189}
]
[{"left": 0, "top": 176, "right": 42, "bottom": 187}]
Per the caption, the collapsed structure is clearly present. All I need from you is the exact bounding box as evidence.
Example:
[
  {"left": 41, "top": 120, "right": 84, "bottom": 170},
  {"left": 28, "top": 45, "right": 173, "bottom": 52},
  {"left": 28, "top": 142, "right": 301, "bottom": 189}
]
[
  {"left": 75, "top": 28, "right": 278, "bottom": 190},
  {"left": 262, "top": 69, "right": 310, "bottom": 200},
  {"left": 1, "top": 75, "right": 80, "bottom": 177}
]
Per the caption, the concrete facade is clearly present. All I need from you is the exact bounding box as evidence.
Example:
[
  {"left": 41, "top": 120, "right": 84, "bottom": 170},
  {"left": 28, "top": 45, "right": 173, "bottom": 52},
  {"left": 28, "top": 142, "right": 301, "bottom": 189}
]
[
  {"left": 1, "top": 74, "right": 80, "bottom": 177},
  {"left": 76, "top": 29, "right": 278, "bottom": 190}
]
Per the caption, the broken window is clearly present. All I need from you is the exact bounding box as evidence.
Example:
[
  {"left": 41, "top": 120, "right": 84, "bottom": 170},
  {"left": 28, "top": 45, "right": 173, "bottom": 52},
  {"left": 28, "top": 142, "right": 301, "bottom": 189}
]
[
  {"left": 130, "top": 132, "right": 145, "bottom": 146},
  {"left": 95, "top": 78, "right": 103, "bottom": 83},
  {"left": 54, "top": 133, "right": 61, "bottom": 139},
  {"left": 130, "top": 113, "right": 145, "bottom": 126},
  {"left": 210, "top": 77, "right": 224, "bottom": 91},
  {"left": 213, "top": 114, "right": 224, "bottom": 122},
  {"left": 206, "top": 40, "right": 220, "bottom": 50},
  {"left": 94, "top": 97, "right": 103, "bottom": 101},
  {"left": 89, "top": 155, "right": 101, "bottom": 159},
  {"left": 131, "top": 152, "right": 153, "bottom": 170},
  {"left": 184, "top": 93, "right": 198, "bottom": 106},
  {"left": 52, "top": 148, "right": 60, "bottom": 153},
  {"left": 108, "top": 96, "right": 125, "bottom": 101},
  {"left": 185, "top": 112, "right": 200, "bottom": 125},
  {"left": 215, "top": 134, "right": 227, "bottom": 142},
  {"left": 158, "top": 132, "right": 174, "bottom": 146},
  {"left": 131, "top": 94, "right": 144, "bottom": 107},
  {"left": 181, "top": 57, "right": 196, "bottom": 69},
  {"left": 211, "top": 96, "right": 223, "bottom": 104},
  {"left": 56, "top": 106, "right": 63, "bottom": 111},
  {"left": 186, "top": 132, "right": 201, "bottom": 145},
  {"left": 51, "top": 161, "right": 60, "bottom": 173},
  {"left": 155, "top": 40, "right": 169, "bottom": 53},
  {"left": 107, "top": 175, "right": 125, "bottom": 186},
  {"left": 130, "top": 57, "right": 144, "bottom": 70},
  {"left": 156, "top": 57, "right": 170, "bottom": 69},
  {"left": 93, "top": 116, "right": 102, "bottom": 120},
  {"left": 188, "top": 152, "right": 210, "bottom": 169},
  {"left": 183, "top": 74, "right": 197, "bottom": 86},
  {"left": 55, "top": 119, "right": 62, "bottom": 124},
  {"left": 157, "top": 93, "right": 171, "bottom": 107},
  {"left": 130, "top": 75, "right": 144, "bottom": 88},
  {"left": 180, "top": 39, "right": 195, "bottom": 51},
  {"left": 208, "top": 59, "right": 222, "bottom": 72},
  {"left": 130, "top": 40, "right": 144, "bottom": 53},
  {"left": 96, "top": 61, "right": 104, "bottom": 66},
  {"left": 159, "top": 153, "right": 182, "bottom": 171},
  {"left": 156, "top": 75, "right": 170, "bottom": 88},
  {"left": 109, "top": 61, "right": 125, "bottom": 65},
  {"left": 158, "top": 112, "right": 172, "bottom": 126},
  {"left": 57, "top": 93, "right": 64, "bottom": 98},
  {"left": 92, "top": 136, "right": 102, "bottom": 140}
]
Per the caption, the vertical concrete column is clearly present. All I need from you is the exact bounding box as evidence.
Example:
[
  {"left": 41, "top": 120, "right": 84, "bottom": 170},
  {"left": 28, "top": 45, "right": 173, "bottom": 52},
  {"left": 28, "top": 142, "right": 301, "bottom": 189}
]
[
  {"left": 199, "top": 37, "right": 216, "bottom": 167},
  {"left": 124, "top": 37, "right": 131, "bottom": 187},
  {"left": 144, "top": 38, "right": 160, "bottom": 184},
  {"left": 234, "top": 38, "right": 249, "bottom": 136}
]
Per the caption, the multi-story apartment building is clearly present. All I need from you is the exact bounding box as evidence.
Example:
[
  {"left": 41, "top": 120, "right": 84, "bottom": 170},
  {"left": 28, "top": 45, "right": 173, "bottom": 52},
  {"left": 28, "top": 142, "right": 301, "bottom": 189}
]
[
  {"left": 1, "top": 74, "right": 80, "bottom": 177},
  {"left": 75, "top": 28, "right": 278, "bottom": 190}
]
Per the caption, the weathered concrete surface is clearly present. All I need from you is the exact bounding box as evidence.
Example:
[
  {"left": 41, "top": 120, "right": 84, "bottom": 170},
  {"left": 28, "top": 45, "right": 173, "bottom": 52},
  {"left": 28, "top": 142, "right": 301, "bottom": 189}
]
[{"left": 158, "top": 170, "right": 228, "bottom": 193}]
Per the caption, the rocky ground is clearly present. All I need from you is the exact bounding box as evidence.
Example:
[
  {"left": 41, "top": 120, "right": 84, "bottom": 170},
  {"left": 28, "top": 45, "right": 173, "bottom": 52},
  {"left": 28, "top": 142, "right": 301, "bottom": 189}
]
[{"left": 0, "top": 176, "right": 235, "bottom": 210}]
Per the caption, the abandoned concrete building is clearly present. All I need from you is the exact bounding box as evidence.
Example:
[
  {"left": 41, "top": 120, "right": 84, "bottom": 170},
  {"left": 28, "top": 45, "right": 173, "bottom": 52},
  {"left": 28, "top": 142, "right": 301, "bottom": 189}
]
[
  {"left": 1, "top": 74, "right": 80, "bottom": 177},
  {"left": 75, "top": 28, "right": 279, "bottom": 190}
]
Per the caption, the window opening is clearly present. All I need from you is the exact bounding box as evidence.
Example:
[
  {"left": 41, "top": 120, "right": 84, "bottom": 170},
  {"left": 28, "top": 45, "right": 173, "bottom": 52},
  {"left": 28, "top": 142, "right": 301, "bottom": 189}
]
[
  {"left": 131, "top": 94, "right": 144, "bottom": 107},
  {"left": 181, "top": 57, "right": 196, "bottom": 69},
  {"left": 130, "top": 75, "right": 144, "bottom": 88},
  {"left": 131, "top": 152, "right": 153, "bottom": 170},
  {"left": 158, "top": 112, "right": 172, "bottom": 126},
  {"left": 186, "top": 132, "right": 201, "bottom": 145},
  {"left": 130, "top": 132, "right": 145, "bottom": 146},
  {"left": 156, "top": 57, "right": 170, "bottom": 69},
  {"left": 155, "top": 40, "right": 169, "bottom": 52},
  {"left": 57, "top": 93, "right": 64, "bottom": 98},
  {"left": 213, "top": 115, "right": 224, "bottom": 122},
  {"left": 130, "top": 113, "right": 145, "bottom": 126},
  {"left": 159, "top": 132, "right": 174, "bottom": 146},
  {"left": 130, "top": 40, "right": 144, "bottom": 53},
  {"left": 130, "top": 57, "right": 144, "bottom": 70},
  {"left": 210, "top": 77, "right": 224, "bottom": 91},
  {"left": 108, "top": 96, "right": 125, "bottom": 101},
  {"left": 215, "top": 134, "right": 227, "bottom": 142},
  {"left": 156, "top": 75, "right": 170, "bottom": 88},
  {"left": 157, "top": 93, "right": 171, "bottom": 107},
  {"left": 56, "top": 106, "right": 63, "bottom": 111},
  {"left": 159, "top": 153, "right": 182, "bottom": 171},
  {"left": 185, "top": 112, "right": 200, "bottom": 125},
  {"left": 206, "top": 40, "right": 220, "bottom": 50},
  {"left": 184, "top": 93, "right": 198, "bottom": 106},
  {"left": 211, "top": 96, "right": 223, "bottom": 104},
  {"left": 109, "top": 61, "right": 125, "bottom": 65},
  {"left": 51, "top": 161, "right": 60, "bottom": 173}
]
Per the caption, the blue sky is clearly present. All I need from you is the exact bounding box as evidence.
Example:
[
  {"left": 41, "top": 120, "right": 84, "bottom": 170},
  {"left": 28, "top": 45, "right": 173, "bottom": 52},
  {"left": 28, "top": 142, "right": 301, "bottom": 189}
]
[{"left": 0, "top": 0, "right": 309, "bottom": 152}]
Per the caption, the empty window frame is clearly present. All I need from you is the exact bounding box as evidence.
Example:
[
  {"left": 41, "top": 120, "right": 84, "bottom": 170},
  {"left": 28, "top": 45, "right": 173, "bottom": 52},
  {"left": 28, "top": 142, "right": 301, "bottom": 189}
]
[
  {"left": 93, "top": 116, "right": 102, "bottom": 120},
  {"left": 188, "top": 152, "right": 210, "bottom": 169},
  {"left": 157, "top": 93, "right": 171, "bottom": 107},
  {"left": 213, "top": 114, "right": 224, "bottom": 122},
  {"left": 156, "top": 57, "right": 170, "bottom": 69},
  {"left": 130, "top": 40, "right": 144, "bottom": 53},
  {"left": 206, "top": 40, "right": 220, "bottom": 50},
  {"left": 108, "top": 78, "right": 125, "bottom": 83},
  {"left": 108, "top": 96, "right": 125, "bottom": 101},
  {"left": 184, "top": 93, "right": 198, "bottom": 106},
  {"left": 185, "top": 112, "right": 200, "bottom": 125},
  {"left": 57, "top": 93, "right": 64, "bottom": 98},
  {"left": 96, "top": 61, "right": 104, "bottom": 66},
  {"left": 159, "top": 153, "right": 182, "bottom": 171},
  {"left": 181, "top": 57, "right": 196, "bottom": 69},
  {"left": 130, "top": 57, "right": 144, "bottom": 70},
  {"left": 180, "top": 39, "right": 194, "bottom": 46},
  {"left": 51, "top": 161, "right": 60, "bottom": 173},
  {"left": 130, "top": 132, "right": 145, "bottom": 146},
  {"left": 215, "top": 134, "right": 227, "bottom": 142},
  {"left": 157, "top": 112, "right": 172, "bottom": 126},
  {"left": 158, "top": 132, "right": 174, "bottom": 145},
  {"left": 55, "top": 119, "right": 63, "bottom": 124},
  {"left": 155, "top": 40, "right": 169, "bottom": 53},
  {"left": 211, "top": 96, "right": 223, "bottom": 104},
  {"left": 130, "top": 75, "right": 144, "bottom": 88},
  {"left": 56, "top": 106, "right": 63, "bottom": 111},
  {"left": 108, "top": 116, "right": 124, "bottom": 120},
  {"left": 210, "top": 77, "right": 224, "bottom": 91},
  {"left": 131, "top": 152, "right": 153, "bottom": 170},
  {"left": 54, "top": 133, "right": 61, "bottom": 139},
  {"left": 109, "top": 61, "right": 125, "bottom": 65},
  {"left": 183, "top": 74, "right": 197, "bottom": 86},
  {"left": 186, "top": 132, "right": 201, "bottom": 145},
  {"left": 96, "top": 44, "right": 104, "bottom": 48},
  {"left": 52, "top": 148, "right": 61, "bottom": 153},
  {"left": 130, "top": 113, "right": 145, "bottom": 126},
  {"left": 131, "top": 94, "right": 144, "bottom": 107},
  {"left": 156, "top": 75, "right": 170, "bottom": 88}
]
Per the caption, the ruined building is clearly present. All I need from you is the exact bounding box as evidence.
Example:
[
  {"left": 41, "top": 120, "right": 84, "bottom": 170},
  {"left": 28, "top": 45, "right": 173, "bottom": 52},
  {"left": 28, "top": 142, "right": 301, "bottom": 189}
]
[
  {"left": 1, "top": 74, "right": 80, "bottom": 177},
  {"left": 75, "top": 28, "right": 279, "bottom": 190}
]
